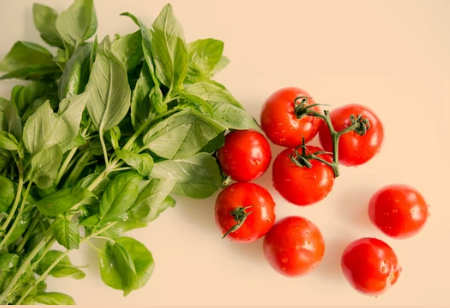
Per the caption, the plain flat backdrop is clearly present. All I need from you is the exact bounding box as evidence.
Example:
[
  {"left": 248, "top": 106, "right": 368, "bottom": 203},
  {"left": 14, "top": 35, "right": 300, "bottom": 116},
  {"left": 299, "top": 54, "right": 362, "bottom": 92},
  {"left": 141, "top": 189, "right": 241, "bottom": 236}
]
[{"left": 0, "top": 0, "right": 449, "bottom": 306}]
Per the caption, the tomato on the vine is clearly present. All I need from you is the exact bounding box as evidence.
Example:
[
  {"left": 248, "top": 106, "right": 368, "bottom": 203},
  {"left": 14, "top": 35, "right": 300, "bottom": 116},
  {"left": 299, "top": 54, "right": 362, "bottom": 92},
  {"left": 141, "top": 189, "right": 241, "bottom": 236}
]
[
  {"left": 260, "top": 87, "right": 322, "bottom": 147},
  {"left": 217, "top": 130, "right": 271, "bottom": 182},
  {"left": 215, "top": 182, "right": 276, "bottom": 242},
  {"left": 272, "top": 146, "right": 334, "bottom": 206},
  {"left": 319, "top": 104, "right": 384, "bottom": 166},
  {"left": 263, "top": 216, "right": 325, "bottom": 277},
  {"left": 369, "top": 184, "right": 429, "bottom": 239},
  {"left": 341, "top": 238, "right": 401, "bottom": 296}
]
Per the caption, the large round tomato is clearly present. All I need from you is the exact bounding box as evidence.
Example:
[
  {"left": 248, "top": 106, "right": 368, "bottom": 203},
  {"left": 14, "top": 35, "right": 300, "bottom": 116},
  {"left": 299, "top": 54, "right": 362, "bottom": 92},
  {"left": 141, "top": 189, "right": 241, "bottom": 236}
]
[
  {"left": 217, "top": 130, "right": 271, "bottom": 182},
  {"left": 369, "top": 184, "right": 429, "bottom": 239},
  {"left": 215, "top": 182, "right": 276, "bottom": 242},
  {"left": 260, "top": 87, "right": 322, "bottom": 147},
  {"left": 319, "top": 104, "right": 384, "bottom": 166},
  {"left": 341, "top": 238, "right": 401, "bottom": 296},
  {"left": 272, "top": 146, "right": 334, "bottom": 206},
  {"left": 263, "top": 216, "right": 325, "bottom": 277}
]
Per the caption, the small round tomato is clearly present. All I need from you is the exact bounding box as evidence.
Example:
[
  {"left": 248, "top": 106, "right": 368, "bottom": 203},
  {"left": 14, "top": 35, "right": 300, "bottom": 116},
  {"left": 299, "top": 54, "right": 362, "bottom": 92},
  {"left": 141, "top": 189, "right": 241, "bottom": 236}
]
[
  {"left": 369, "top": 184, "right": 429, "bottom": 239},
  {"left": 260, "top": 87, "right": 322, "bottom": 147},
  {"left": 341, "top": 238, "right": 401, "bottom": 296},
  {"left": 215, "top": 182, "right": 276, "bottom": 242},
  {"left": 263, "top": 216, "right": 325, "bottom": 277},
  {"left": 319, "top": 104, "right": 384, "bottom": 166},
  {"left": 217, "top": 130, "right": 271, "bottom": 182},
  {"left": 272, "top": 146, "right": 334, "bottom": 206}
]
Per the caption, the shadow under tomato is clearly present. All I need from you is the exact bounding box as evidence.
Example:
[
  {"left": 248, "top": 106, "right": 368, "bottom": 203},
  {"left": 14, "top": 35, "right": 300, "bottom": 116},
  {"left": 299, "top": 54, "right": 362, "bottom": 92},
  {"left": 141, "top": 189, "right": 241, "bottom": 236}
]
[{"left": 314, "top": 235, "right": 353, "bottom": 281}]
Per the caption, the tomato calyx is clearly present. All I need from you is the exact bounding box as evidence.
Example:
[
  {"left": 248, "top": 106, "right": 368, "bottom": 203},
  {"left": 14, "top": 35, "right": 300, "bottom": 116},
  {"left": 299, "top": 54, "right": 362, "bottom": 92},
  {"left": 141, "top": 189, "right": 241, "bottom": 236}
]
[
  {"left": 290, "top": 138, "right": 334, "bottom": 169},
  {"left": 221, "top": 206, "right": 253, "bottom": 239},
  {"left": 293, "top": 96, "right": 372, "bottom": 177}
]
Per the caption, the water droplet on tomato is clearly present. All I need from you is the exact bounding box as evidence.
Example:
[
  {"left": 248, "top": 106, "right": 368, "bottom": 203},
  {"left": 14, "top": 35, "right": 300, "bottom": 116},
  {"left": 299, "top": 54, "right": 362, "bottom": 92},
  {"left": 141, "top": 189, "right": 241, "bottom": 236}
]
[
  {"left": 285, "top": 178, "right": 291, "bottom": 182},
  {"left": 306, "top": 239, "right": 311, "bottom": 244},
  {"left": 281, "top": 130, "right": 286, "bottom": 134},
  {"left": 281, "top": 267, "right": 286, "bottom": 271},
  {"left": 280, "top": 138, "right": 286, "bottom": 142},
  {"left": 394, "top": 199, "right": 400, "bottom": 203},
  {"left": 392, "top": 209, "right": 398, "bottom": 213},
  {"left": 381, "top": 267, "right": 386, "bottom": 272},
  {"left": 282, "top": 258, "right": 288, "bottom": 263},
  {"left": 289, "top": 126, "right": 294, "bottom": 130},
  {"left": 255, "top": 160, "right": 261, "bottom": 165},
  {"left": 230, "top": 188, "right": 235, "bottom": 192}
]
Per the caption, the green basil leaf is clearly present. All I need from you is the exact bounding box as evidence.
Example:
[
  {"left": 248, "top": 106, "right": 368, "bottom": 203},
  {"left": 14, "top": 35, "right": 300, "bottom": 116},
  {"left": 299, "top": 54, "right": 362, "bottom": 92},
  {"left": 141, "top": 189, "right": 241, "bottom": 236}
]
[
  {"left": 111, "top": 31, "right": 143, "bottom": 71},
  {"left": 80, "top": 215, "right": 99, "bottom": 227},
  {"left": 0, "top": 41, "right": 60, "bottom": 80},
  {"left": 36, "top": 186, "right": 94, "bottom": 217},
  {"left": 6, "top": 212, "right": 32, "bottom": 245},
  {"left": 53, "top": 48, "right": 68, "bottom": 71},
  {"left": 151, "top": 153, "right": 222, "bottom": 199},
  {"left": 0, "top": 254, "right": 19, "bottom": 270},
  {"left": 11, "top": 81, "right": 49, "bottom": 115},
  {"left": 210, "top": 55, "right": 230, "bottom": 76},
  {"left": 174, "top": 88, "right": 214, "bottom": 117},
  {"left": 28, "top": 144, "right": 63, "bottom": 189},
  {"left": 143, "top": 109, "right": 224, "bottom": 160},
  {"left": 90, "top": 35, "right": 98, "bottom": 71},
  {"left": 77, "top": 173, "right": 110, "bottom": 198},
  {"left": 85, "top": 36, "right": 131, "bottom": 133},
  {"left": 25, "top": 233, "right": 45, "bottom": 262},
  {"left": 0, "top": 176, "right": 15, "bottom": 213},
  {"left": 52, "top": 217, "right": 80, "bottom": 250},
  {"left": 23, "top": 94, "right": 87, "bottom": 154},
  {"left": 149, "top": 86, "right": 166, "bottom": 114},
  {"left": 55, "top": 0, "right": 97, "bottom": 46},
  {"left": 0, "top": 153, "right": 9, "bottom": 172},
  {"left": 99, "top": 237, "right": 153, "bottom": 295},
  {"left": 209, "top": 100, "right": 259, "bottom": 130},
  {"left": 0, "top": 132, "right": 18, "bottom": 151},
  {"left": 35, "top": 292, "right": 76, "bottom": 305},
  {"left": 0, "top": 97, "right": 22, "bottom": 140},
  {"left": 99, "top": 239, "right": 137, "bottom": 296},
  {"left": 33, "top": 3, "right": 64, "bottom": 48},
  {"left": 185, "top": 39, "right": 224, "bottom": 83},
  {"left": 200, "top": 131, "right": 225, "bottom": 153},
  {"left": 130, "top": 178, "right": 176, "bottom": 223},
  {"left": 130, "top": 62, "right": 156, "bottom": 130},
  {"left": 116, "top": 149, "right": 154, "bottom": 177},
  {"left": 99, "top": 171, "right": 142, "bottom": 223},
  {"left": 59, "top": 43, "right": 92, "bottom": 99},
  {"left": 36, "top": 250, "right": 85, "bottom": 279},
  {"left": 100, "top": 216, "right": 147, "bottom": 238},
  {"left": 151, "top": 4, "right": 188, "bottom": 90},
  {"left": 186, "top": 81, "right": 243, "bottom": 109}
]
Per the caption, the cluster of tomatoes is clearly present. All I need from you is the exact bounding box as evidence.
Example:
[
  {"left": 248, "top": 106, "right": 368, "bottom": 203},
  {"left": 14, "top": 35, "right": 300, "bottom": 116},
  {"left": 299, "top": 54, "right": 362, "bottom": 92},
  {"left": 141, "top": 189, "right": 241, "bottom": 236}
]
[{"left": 214, "top": 87, "right": 429, "bottom": 296}]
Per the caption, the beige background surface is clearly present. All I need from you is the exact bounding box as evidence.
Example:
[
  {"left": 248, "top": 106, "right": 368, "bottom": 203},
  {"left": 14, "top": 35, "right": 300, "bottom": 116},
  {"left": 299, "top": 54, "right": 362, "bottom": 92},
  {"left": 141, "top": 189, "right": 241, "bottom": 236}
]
[{"left": 1, "top": 0, "right": 449, "bottom": 305}]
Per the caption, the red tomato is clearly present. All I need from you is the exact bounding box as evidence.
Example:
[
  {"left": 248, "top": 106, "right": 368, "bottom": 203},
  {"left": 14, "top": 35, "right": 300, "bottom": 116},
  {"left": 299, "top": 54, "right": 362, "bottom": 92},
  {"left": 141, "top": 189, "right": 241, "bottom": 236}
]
[
  {"left": 260, "top": 87, "right": 322, "bottom": 147},
  {"left": 272, "top": 146, "right": 334, "bottom": 206},
  {"left": 215, "top": 182, "right": 276, "bottom": 242},
  {"left": 217, "top": 130, "right": 271, "bottom": 182},
  {"left": 341, "top": 238, "right": 401, "bottom": 296},
  {"left": 369, "top": 184, "right": 429, "bottom": 239},
  {"left": 263, "top": 216, "right": 325, "bottom": 277},
  {"left": 319, "top": 104, "right": 384, "bottom": 166}
]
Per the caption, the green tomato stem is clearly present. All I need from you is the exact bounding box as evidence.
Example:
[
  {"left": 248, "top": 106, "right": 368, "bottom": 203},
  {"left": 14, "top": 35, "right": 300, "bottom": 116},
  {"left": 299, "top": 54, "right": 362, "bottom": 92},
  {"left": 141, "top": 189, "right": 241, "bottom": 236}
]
[{"left": 1, "top": 170, "right": 24, "bottom": 231}]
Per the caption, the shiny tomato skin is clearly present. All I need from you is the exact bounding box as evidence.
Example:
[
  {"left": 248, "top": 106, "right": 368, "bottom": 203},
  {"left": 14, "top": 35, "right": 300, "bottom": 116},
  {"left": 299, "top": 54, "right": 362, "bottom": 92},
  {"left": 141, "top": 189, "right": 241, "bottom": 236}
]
[
  {"left": 341, "top": 238, "right": 401, "bottom": 296},
  {"left": 369, "top": 184, "right": 429, "bottom": 239},
  {"left": 215, "top": 182, "right": 276, "bottom": 243},
  {"left": 272, "top": 146, "right": 334, "bottom": 206},
  {"left": 263, "top": 216, "right": 325, "bottom": 277},
  {"left": 319, "top": 104, "right": 384, "bottom": 166},
  {"left": 260, "top": 87, "right": 322, "bottom": 147},
  {"left": 217, "top": 130, "right": 271, "bottom": 182}
]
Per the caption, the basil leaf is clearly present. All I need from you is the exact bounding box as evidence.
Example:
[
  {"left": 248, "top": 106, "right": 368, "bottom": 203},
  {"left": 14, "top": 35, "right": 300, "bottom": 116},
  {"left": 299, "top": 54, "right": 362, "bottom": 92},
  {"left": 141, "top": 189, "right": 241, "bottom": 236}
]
[
  {"left": 200, "top": 131, "right": 225, "bottom": 153},
  {"left": 80, "top": 215, "right": 99, "bottom": 227},
  {"left": 130, "top": 178, "right": 176, "bottom": 223},
  {"left": 151, "top": 153, "right": 222, "bottom": 199},
  {"left": 100, "top": 217, "right": 147, "bottom": 238},
  {"left": 0, "top": 132, "right": 18, "bottom": 151},
  {"left": 130, "top": 62, "right": 155, "bottom": 130},
  {"left": 99, "top": 237, "right": 154, "bottom": 295},
  {"left": 185, "top": 39, "right": 224, "bottom": 83},
  {"left": 0, "top": 254, "right": 19, "bottom": 270},
  {"left": 0, "top": 97, "right": 22, "bottom": 140},
  {"left": 55, "top": 0, "right": 97, "bottom": 46},
  {"left": 210, "top": 55, "right": 230, "bottom": 76},
  {"left": 186, "top": 81, "right": 243, "bottom": 109},
  {"left": 53, "top": 48, "right": 68, "bottom": 71},
  {"left": 77, "top": 173, "right": 110, "bottom": 198},
  {"left": 174, "top": 88, "right": 214, "bottom": 117},
  {"left": 151, "top": 4, "right": 188, "bottom": 90},
  {"left": 6, "top": 212, "right": 32, "bottom": 245},
  {"left": 209, "top": 100, "right": 259, "bottom": 130},
  {"left": 116, "top": 149, "right": 154, "bottom": 177},
  {"left": 149, "top": 86, "right": 166, "bottom": 114},
  {"left": 0, "top": 41, "right": 60, "bottom": 80},
  {"left": 143, "top": 109, "right": 224, "bottom": 160},
  {"left": 111, "top": 31, "right": 143, "bottom": 71},
  {"left": 23, "top": 94, "right": 87, "bottom": 154},
  {"left": 35, "top": 292, "right": 76, "bottom": 305},
  {"left": 36, "top": 250, "right": 85, "bottom": 279},
  {"left": 35, "top": 186, "right": 94, "bottom": 217},
  {"left": 99, "top": 239, "right": 137, "bottom": 296},
  {"left": 0, "top": 176, "right": 15, "bottom": 213},
  {"left": 85, "top": 36, "right": 131, "bottom": 133},
  {"left": 11, "top": 81, "right": 48, "bottom": 115},
  {"left": 59, "top": 43, "right": 92, "bottom": 99},
  {"left": 33, "top": 3, "right": 64, "bottom": 48},
  {"left": 52, "top": 217, "right": 80, "bottom": 250},
  {"left": 99, "top": 171, "right": 142, "bottom": 223},
  {"left": 28, "top": 144, "right": 63, "bottom": 189}
]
